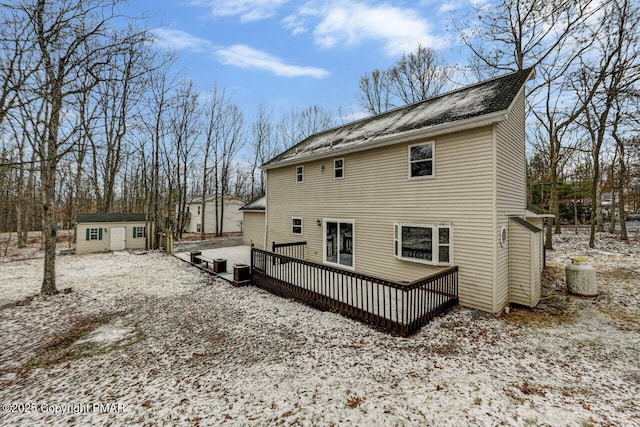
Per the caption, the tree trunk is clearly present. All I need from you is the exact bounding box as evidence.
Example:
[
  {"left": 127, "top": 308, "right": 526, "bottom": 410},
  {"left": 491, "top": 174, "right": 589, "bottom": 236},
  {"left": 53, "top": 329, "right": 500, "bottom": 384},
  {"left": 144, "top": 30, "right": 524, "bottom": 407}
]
[
  {"left": 41, "top": 160, "right": 58, "bottom": 296},
  {"left": 618, "top": 145, "right": 628, "bottom": 241}
]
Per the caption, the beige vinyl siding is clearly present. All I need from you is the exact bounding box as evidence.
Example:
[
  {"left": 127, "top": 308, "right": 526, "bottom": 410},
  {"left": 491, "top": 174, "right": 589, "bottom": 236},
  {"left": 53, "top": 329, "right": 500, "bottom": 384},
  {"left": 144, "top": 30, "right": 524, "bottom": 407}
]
[
  {"left": 266, "top": 126, "right": 498, "bottom": 312},
  {"left": 495, "top": 89, "right": 527, "bottom": 312},
  {"left": 242, "top": 211, "right": 265, "bottom": 249},
  {"left": 509, "top": 220, "right": 542, "bottom": 307},
  {"left": 76, "top": 221, "right": 148, "bottom": 255}
]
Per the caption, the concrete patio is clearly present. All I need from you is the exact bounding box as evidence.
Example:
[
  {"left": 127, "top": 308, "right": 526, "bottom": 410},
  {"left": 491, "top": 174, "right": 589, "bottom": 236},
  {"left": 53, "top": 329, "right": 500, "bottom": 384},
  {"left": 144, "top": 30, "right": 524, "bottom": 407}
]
[{"left": 175, "top": 245, "right": 251, "bottom": 282}]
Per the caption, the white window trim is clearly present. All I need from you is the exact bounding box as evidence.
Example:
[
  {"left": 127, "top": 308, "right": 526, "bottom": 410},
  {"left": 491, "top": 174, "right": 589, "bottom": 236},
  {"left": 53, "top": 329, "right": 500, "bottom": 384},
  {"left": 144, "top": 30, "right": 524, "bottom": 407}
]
[
  {"left": 394, "top": 223, "right": 452, "bottom": 266},
  {"left": 292, "top": 217, "right": 303, "bottom": 235},
  {"left": 334, "top": 158, "right": 344, "bottom": 180},
  {"left": 133, "top": 226, "right": 143, "bottom": 238},
  {"left": 408, "top": 141, "right": 435, "bottom": 180},
  {"left": 296, "top": 165, "right": 304, "bottom": 183},
  {"left": 323, "top": 218, "right": 355, "bottom": 271},
  {"left": 89, "top": 227, "right": 100, "bottom": 241}
]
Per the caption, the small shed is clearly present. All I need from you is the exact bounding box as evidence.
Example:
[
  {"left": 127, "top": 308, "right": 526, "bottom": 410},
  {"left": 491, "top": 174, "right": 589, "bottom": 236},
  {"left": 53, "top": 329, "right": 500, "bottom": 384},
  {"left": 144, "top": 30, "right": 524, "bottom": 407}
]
[
  {"left": 240, "top": 196, "right": 266, "bottom": 249},
  {"left": 76, "top": 213, "right": 152, "bottom": 255},
  {"left": 508, "top": 217, "right": 543, "bottom": 307}
]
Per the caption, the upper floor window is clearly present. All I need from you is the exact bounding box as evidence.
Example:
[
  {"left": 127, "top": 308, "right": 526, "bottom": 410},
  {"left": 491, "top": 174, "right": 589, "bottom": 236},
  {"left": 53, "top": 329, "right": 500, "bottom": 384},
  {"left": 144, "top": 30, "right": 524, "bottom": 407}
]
[
  {"left": 409, "top": 142, "right": 434, "bottom": 178},
  {"left": 334, "top": 158, "right": 344, "bottom": 179},
  {"left": 296, "top": 165, "right": 304, "bottom": 183},
  {"left": 292, "top": 217, "right": 303, "bottom": 234},
  {"left": 394, "top": 223, "right": 451, "bottom": 266}
]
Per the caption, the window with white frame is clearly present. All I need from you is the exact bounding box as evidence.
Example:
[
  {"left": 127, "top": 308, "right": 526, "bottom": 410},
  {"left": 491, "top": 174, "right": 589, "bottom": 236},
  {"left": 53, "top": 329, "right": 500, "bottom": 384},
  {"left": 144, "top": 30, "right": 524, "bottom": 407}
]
[
  {"left": 409, "top": 142, "right": 434, "bottom": 178},
  {"left": 394, "top": 223, "right": 451, "bottom": 265},
  {"left": 133, "top": 226, "right": 146, "bottom": 238},
  {"left": 86, "top": 227, "right": 102, "bottom": 241},
  {"left": 334, "top": 158, "right": 344, "bottom": 179},
  {"left": 292, "top": 217, "right": 303, "bottom": 234},
  {"left": 296, "top": 165, "right": 304, "bottom": 182},
  {"left": 324, "top": 219, "right": 354, "bottom": 268}
]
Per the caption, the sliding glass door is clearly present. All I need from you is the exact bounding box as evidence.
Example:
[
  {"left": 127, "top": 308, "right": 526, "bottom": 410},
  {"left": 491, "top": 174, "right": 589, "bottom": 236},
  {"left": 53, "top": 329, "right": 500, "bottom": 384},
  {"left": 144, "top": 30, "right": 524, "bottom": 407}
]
[{"left": 324, "top": 219, "right": 354, "bottom": 268}]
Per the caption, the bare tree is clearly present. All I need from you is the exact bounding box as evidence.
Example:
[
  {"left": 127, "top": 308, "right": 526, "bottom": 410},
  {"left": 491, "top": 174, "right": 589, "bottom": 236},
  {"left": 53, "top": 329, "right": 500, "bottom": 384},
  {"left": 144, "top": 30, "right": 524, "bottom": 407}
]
[
  {"left": 357, "top": 45, "right": 452, "bottom": 114},
  {"left": 457, "top": 0, "right": 598, "bottom": 74},
  {"left": 140, "top": 52, "right": 178, "bottom": 242},
  {"left": 276, "top": 105, "right": 334, "bottom": 150},
  {"left": 88, "top": 33, "right": 150, "bottom": 213},
  {"left": 200, "top": 83, "right": 227, "bottom": 239},
  {"left": 249, "top": 101, "right": 275, "bottom": 199},
  {"left": 170, "top": 79, "right": 200, "bottom": 238},
  {"left": 574, "top": 0, "right": 639, "bottom": 248},
  {"left": 5, "top": 0, "right": 149, "bottom": 295},
  {"left": 357, "top": 69, "right": 391, "bottom": 115},
  {"left": 388, "top": 45, "right": 451, "bottom": 105}
]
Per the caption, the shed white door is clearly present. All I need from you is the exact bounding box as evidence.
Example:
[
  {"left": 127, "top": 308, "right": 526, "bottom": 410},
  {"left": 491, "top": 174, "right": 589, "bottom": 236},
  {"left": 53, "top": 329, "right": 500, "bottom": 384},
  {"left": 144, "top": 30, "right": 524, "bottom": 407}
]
[{"left": 110, "top": 227, "right": 126, "bottom": 251}]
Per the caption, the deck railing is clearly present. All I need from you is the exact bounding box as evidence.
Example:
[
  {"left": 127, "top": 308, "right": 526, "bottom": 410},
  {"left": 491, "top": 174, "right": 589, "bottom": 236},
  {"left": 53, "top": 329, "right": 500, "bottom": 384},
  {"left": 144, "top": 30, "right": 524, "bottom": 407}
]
[
  {"left": 272, "top": 241, "right": 306, "bottom": 260},
  {"left": 250, "top": 247, "right": 458, "bottom": 336}
]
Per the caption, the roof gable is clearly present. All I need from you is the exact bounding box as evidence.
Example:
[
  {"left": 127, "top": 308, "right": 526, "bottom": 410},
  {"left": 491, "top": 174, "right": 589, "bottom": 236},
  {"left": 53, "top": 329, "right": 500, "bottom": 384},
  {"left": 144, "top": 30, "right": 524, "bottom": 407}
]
[{"left": 264, "top": 68, "right": 534, "bottom": 168}]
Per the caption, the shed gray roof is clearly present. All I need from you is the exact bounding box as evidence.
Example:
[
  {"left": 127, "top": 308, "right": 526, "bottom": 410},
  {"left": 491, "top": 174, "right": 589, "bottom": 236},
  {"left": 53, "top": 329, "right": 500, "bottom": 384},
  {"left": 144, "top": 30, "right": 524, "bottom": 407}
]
[
  {"left": 240, "top": 195, "right": 266, "bottom": 211},
  {"left": 510, "top": 216, "right": 542, "bottom": 233},
  {"left": 77, "top": 213, "right": 148, "bottom": 223},
  {"left": 263, "top": 68, "right": 534, "bottom": 168}
]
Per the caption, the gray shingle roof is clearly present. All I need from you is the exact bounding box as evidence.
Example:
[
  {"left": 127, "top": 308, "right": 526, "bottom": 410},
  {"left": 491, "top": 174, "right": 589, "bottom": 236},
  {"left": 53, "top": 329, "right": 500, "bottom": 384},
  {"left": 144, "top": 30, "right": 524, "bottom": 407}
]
[{"left": 264, "top": 68, "right": 534, "bottom": 168}]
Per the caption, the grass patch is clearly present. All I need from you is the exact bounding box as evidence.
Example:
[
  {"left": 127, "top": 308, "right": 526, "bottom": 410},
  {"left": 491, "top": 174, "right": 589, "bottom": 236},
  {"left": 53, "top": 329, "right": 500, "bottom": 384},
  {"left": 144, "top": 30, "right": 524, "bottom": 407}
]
[
  {"left": 598, "top": 306, "right": 640, "bottom": 332},
  {"left": 503, "top": 302, "right": 574, "bottom": 327},
  {"left": 24, "top": 312, "right": 143, "bottom": 369}
]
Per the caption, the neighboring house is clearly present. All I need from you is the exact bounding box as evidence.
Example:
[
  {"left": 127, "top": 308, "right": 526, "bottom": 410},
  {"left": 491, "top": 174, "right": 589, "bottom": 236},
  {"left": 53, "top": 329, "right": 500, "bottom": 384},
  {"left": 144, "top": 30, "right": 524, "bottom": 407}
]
[
  {"left": 76, "top": 213, "right": 151, "bottom": 255},
  {"left": 260, "top": 68, "right": 543, "bottom": 314},
  {"left": 240, "top": 195, "right": 266, "bottom": 249},
  {"left": 183, "top": 195, "right": 244, "bottom": 234}
]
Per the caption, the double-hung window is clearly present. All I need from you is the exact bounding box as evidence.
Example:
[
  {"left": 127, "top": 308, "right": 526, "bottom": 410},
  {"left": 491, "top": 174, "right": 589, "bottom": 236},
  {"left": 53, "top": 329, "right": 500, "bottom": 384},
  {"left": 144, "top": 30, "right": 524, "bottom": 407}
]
[
  {"left": 394, "top": 223, "right": 451, "bottom": 265},
  {"left": 292, "top": 218, "right": 303, "bottom": 234},
  {"left": 296, "top": 165, "right": 304, "bottom": 182},
  {"left": 334, "top": 158, "right": 344, "bottom": 179},
  {"left": 409, "top": 142, "right": 434, "bottom": 178}
]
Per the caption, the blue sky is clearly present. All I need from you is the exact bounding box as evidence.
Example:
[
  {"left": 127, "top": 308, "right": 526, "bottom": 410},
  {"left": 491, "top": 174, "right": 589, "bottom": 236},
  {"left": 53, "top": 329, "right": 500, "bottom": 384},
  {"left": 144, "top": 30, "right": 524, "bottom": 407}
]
[{"left": 122, "top": 0, "right": 472, "bottom": 122}]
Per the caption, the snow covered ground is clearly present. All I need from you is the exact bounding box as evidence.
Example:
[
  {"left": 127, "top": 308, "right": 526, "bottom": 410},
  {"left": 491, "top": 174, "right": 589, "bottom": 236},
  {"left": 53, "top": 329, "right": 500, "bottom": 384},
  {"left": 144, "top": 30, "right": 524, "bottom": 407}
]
[{"left": 0, "top": 230, "right": 639, "bottom": 426}]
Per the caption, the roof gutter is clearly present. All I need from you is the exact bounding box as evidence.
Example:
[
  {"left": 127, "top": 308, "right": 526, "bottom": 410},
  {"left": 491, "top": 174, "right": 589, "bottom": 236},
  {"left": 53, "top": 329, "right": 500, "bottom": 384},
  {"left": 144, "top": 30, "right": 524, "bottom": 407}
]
[{"left": 262, "top": 110, "right": 509, "bottom": 170}]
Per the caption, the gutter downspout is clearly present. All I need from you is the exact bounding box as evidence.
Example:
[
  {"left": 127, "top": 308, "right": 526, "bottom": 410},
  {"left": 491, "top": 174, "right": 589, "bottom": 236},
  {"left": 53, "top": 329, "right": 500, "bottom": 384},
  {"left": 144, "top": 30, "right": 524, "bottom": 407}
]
[{"left": 263, "top": 172, "right": 268, "bottom": 250}]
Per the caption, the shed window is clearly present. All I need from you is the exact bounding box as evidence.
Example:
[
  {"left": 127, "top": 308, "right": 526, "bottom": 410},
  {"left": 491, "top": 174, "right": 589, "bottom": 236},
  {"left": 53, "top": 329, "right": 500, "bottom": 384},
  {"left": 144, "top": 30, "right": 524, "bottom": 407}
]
[
  {"left": 133, "top": 226, "right": 146, "bottom": 238},
  {"left": 409, "top": 142, "right": 434, "bottom": 178},
  {"left": 292, "top": 217, "right": 303, "bottom": 234},
  {"left": 394, "top": 223, "right": 451, "bottom": 265},
  {"left": 334, "top": 158, "right": 344, "bottom": 179},
  {"left": 296, "top": 165, "right": 304, "bottom": 182},
  {"left": 86, "top": 227, "right": 102, "bottom": 241}
]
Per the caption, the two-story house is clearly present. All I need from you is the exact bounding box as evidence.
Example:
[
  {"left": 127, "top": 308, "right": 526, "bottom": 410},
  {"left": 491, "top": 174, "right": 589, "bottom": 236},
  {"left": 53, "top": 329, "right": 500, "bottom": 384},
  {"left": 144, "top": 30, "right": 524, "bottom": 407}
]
[{"left": 255, "top": 68, "right": 542, "bottom": 314}]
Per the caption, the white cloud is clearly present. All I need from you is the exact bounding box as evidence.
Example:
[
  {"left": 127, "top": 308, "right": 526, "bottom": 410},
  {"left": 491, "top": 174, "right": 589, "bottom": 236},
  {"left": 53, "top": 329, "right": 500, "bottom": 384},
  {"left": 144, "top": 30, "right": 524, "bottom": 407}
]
[
  {"left": 216, "top": 44, "right": 330, "bottom": 78},
  {"left": 285, "top": 1, "right": 445, "bottom": 56},
  {"left": 191, "top": 0, "right": 289, "bottom": 23},
  {"left": 150, "top": 28, "right": 213, "bottom": 52}
]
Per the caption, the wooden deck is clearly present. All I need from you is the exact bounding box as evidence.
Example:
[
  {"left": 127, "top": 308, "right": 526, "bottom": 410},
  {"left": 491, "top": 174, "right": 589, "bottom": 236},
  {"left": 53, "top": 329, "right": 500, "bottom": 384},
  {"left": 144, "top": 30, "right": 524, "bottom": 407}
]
[{"left": 251, "top": 247, "right": 458, "bottom": 336}]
